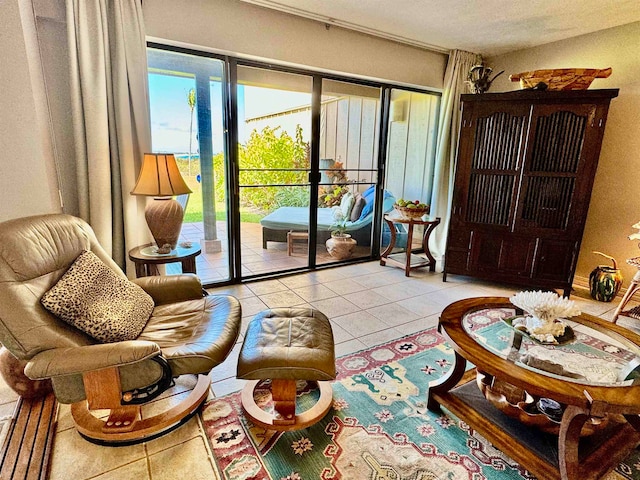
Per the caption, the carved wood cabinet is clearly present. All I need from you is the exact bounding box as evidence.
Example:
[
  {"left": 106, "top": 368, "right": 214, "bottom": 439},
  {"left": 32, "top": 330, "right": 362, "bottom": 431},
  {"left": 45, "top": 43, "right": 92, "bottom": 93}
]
[{"left": 444, "top": 89, "right": 619, "bottom": 296}]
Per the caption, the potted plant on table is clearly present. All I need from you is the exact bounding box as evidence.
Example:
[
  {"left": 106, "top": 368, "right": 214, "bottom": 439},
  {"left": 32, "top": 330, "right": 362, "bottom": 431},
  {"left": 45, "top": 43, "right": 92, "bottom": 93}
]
[{"left": 326, "top": 210, "right": 357, "bottom": 260}]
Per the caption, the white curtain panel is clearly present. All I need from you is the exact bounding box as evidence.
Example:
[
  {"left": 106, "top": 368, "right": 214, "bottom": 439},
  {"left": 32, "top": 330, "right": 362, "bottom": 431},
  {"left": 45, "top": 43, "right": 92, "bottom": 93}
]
[
  {"left": 66, "top": 0, "right": 151, "bottom": 272},
  {"left": 429, "top": 50, "right": 477, "bottom": 262}
]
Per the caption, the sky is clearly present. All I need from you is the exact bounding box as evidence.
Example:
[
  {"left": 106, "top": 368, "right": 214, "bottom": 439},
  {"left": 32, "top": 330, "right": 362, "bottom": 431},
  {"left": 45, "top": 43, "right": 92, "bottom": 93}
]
[{"left": 148, "top": 73, "right": 312, "bottom": 154}]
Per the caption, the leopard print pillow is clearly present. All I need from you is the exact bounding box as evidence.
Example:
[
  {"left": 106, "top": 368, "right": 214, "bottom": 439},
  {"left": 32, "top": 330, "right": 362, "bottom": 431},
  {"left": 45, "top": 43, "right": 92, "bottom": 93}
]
[{"left": 41, "top": 250, "right": 154, "bottom": 343}]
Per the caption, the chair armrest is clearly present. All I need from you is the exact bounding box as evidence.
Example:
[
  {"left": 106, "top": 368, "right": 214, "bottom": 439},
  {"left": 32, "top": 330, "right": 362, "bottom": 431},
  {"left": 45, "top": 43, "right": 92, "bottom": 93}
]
[
  {"left": 24, "top": 341, "right": 161, "bottom": 380},
  {"left": 133, "top": 274, "right": 203, "bottom": 305}
]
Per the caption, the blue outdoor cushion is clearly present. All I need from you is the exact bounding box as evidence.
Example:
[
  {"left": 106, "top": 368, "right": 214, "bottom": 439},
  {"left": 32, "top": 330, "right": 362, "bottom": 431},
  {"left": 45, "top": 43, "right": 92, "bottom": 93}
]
[
  {"left": 362, "top": 185, "right": 375, "bottom": 201},
  {"left": 359, "top": 189, "right": 393, "bottom": 221}
]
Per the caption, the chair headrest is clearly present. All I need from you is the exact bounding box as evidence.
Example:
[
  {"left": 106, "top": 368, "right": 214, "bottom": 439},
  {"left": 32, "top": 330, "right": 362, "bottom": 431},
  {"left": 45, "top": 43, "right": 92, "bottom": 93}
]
[
  {"left": 0, "top": 214, "right": 120, "bottom": 359},
  {"left": 0, "top": 214, "right": 120, "bottom": 282}
]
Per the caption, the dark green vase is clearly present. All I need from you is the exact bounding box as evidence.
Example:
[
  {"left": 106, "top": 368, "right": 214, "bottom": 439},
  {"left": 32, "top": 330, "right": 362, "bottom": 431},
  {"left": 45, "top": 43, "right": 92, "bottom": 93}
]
[{"left": 589, "top": 265, "right": 623, "bottom": 302}]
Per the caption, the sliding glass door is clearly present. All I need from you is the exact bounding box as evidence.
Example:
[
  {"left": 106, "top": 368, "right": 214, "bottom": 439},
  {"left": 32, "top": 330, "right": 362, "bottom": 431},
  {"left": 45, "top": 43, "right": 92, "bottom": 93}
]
[
  {"left": 317, "top": 79, "right": 382, "bottom": 266},
  {"left": 147, "top": 44, "right": 441, "bottom": 286},
  {"left": 147, "top": 47, "right": 231, "bottom": 283},
  {"left": 384, "top": 88, "right": 441, "bottom": 253},
  {"left": 236, "top": 66, "right": 314, "bottom": 277}
]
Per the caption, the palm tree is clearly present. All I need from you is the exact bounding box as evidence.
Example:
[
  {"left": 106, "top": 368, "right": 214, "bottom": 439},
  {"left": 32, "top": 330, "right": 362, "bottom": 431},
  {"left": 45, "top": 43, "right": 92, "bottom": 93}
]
[{"left": 187, "top": 88, "right": 196, "bottom": 176}]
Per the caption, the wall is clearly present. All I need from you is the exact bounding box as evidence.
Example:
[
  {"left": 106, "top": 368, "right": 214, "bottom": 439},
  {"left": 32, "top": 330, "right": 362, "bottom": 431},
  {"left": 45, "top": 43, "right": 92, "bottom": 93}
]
[
  {"left": 0, "top": 0, "right": 60, "bottom": 222},
  {"left": 487, "top": 21, "right": 640, "bottom": 287},
  {"left": 320, "top": 97, "right": 379, "bottom": 186},
  {"left": 142, "top": 0, "right": 447, "bottom": 90}
]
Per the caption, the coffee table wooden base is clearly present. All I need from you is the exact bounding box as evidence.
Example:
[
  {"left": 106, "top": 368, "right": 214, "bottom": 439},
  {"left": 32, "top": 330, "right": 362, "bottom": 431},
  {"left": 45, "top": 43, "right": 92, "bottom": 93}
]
[
  {"left": 429, "top": 297, "right": 640, "bottom": 480},
  {"left": 429, "top": 374, "right": 640, "bottom": 480},
  {"left": 241, "top": 379, "right": 333, "bottom": 431}
]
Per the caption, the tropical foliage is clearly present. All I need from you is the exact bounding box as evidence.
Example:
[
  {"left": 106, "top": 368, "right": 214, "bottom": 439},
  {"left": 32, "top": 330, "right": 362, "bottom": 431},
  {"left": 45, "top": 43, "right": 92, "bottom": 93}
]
[
  {"left": 235, "top": 125, "right": 309, "bottom": 211},
  {"left": 178, "top": 125, "right": 310, "bottom": 222},
  {"left": 318, "top": 161, "right": 350, "bottom": 208}
]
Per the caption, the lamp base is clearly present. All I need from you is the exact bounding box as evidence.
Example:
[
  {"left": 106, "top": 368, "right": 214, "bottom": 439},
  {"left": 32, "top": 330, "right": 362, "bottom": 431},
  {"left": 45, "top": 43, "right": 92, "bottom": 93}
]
[{"left": 145, "top": 197, "right": 184, "bottom": 254}]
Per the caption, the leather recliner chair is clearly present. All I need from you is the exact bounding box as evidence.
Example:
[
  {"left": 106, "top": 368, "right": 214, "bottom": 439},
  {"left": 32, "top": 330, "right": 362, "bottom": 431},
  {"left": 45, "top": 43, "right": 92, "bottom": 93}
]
[{"left": 0, "top": 214, "right": 241, "bottom": 445}]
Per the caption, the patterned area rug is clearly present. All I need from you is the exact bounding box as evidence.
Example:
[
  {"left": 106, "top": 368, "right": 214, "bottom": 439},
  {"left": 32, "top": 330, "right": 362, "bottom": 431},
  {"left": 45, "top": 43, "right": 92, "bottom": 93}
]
[{"left": 202, "top": 327, "right": 640, "bottom": 480}]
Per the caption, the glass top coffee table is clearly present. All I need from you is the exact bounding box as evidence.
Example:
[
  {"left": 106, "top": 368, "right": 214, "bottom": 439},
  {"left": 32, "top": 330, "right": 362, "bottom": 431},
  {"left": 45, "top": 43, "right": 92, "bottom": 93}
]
[{"left": 428, "top": 297, "right": 640, "bottom": 480}]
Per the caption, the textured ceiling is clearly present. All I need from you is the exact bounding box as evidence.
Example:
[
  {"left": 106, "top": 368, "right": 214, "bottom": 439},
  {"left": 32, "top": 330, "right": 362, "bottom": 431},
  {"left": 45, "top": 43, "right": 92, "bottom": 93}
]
[{"left": 240, "top": 0, "right": 640, "bottom": 56}]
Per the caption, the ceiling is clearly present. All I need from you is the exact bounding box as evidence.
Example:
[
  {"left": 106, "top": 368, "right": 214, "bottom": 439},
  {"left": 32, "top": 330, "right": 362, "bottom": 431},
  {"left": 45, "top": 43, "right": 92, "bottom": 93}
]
[{"left": 240, "top": 0, "right": 640, "bottom": 56}]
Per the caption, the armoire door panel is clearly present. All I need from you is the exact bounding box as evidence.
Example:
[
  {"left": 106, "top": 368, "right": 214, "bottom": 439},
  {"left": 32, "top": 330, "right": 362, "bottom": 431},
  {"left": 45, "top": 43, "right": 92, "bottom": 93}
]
[
  {"left": 444, "top": 250, "right": 470, "bottom": 273},
  {"left": 471, "top": 109, "right": 528, "bottom": 171},
  {"left": 528, "top": 107, "right": 590, "bottom": 174},
  {"left": 498, "top": 237, "right": 536, "bottom": 275},
  {"left": 515, "top": 103, "right": 599, "bottom": 233},
  {"left": 533, "top": 238, "right": 578, "bottom": 283},
  {"left": 453, "top": 102, "right": 530, "bottom": 228},
  {"left": 465, "top": 174, "right": 516, "bottom": 225},
  {"left": 469, "top": 232, "right": 502, "bottom": 270},
  {"left": 519, "top": 176, "right": 576, "bottom": 230},
  {"left": 443, "top": 226, "right": 472, "bottom": 273},
  {"left": 469, "top": 231, "right": 535, "bottom": 276},
  {"left": 446, "top": 226, "right": 471, "bottom": 250}
]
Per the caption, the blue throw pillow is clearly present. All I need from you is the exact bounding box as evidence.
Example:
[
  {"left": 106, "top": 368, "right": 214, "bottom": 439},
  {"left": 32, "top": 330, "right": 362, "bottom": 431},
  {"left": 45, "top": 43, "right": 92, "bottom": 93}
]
[
  {"left": 358, "top": 189, "right": 395, "bottom": 221},
  {"left": 359, "top": 199, "right": 374, "bottom": 220},
  {"left": 362, "top": 185, "right": 375, "bottom": 200}
]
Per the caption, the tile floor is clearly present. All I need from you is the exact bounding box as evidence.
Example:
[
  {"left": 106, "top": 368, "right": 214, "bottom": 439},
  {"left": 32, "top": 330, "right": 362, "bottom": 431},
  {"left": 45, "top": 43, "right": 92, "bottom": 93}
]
[
  {"left": 2, "top": 261, "right": 637, "bottom": 479},
  {"left": 175, "top": 221, "right": 352, "bottom": 283},
  {"left": 174, "top": 220, "right": 422, "bottom": 283}
]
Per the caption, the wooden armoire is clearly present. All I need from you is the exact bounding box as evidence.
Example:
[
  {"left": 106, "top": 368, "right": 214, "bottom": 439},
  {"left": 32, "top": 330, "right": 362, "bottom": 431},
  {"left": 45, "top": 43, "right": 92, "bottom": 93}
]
[{"left": 444, "top": 89, "right": 618, "bottom": 296}]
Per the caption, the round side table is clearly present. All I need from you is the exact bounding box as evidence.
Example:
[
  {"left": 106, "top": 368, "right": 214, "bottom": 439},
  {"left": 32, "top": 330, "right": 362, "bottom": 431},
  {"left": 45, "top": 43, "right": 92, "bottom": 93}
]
[
  {"left": 380, "top": 214, "right": 441, "bottom": 276},
  {"left": 128, "top": 243, "right": 201, "bottom": 278}
]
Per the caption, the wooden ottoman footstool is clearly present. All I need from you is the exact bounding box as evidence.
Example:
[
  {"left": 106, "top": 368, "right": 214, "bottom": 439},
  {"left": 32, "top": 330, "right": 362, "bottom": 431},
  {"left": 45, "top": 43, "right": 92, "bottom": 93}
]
[{"left": 237, "top": 308, "right": 336, "bottom": 431}]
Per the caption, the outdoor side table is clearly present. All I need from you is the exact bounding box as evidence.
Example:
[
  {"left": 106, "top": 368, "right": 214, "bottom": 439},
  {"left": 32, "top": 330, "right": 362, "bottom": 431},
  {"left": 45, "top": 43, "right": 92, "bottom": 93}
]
[
  {"left": 128, "top": 242, "right": 201, "bottom": 278},
  {"left": 380, "top": 214, "right": 440, "bottom": 276}
]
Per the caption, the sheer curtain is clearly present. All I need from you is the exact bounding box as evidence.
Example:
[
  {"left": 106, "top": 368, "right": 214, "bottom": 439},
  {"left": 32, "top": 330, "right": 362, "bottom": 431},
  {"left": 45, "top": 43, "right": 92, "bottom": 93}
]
[
  {"left": 66, "top": 0, "right": 150, "bottom": 272},
  {"left": 429, "top": 50, "right": 477, "bottom": 263}
]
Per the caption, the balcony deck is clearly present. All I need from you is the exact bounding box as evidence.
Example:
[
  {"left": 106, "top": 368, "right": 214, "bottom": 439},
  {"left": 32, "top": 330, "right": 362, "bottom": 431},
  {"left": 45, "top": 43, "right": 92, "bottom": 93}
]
[{"left": 173, "top": 221, "right": 371, "bottom": 283}]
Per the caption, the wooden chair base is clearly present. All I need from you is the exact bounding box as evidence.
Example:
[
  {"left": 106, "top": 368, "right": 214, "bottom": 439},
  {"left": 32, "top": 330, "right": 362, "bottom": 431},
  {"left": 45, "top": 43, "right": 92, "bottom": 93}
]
[
  {"left": 70, "top": 373, "right": 211, "bottom": 446},
  {"left": 241, "top": 379, "right": 333, "bottom": 431}
]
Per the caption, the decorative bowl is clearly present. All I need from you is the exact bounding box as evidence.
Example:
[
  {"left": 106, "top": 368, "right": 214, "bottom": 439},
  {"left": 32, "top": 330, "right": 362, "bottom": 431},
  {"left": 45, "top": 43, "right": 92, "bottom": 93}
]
[
  {"left": 509, "top": 67, "right": 612, "bottom": 91},
  {"left": 503, "top": 315, "right": 575, "bottom": 345},
  {"left": 476, "top": 371, "right": 608, "bottom": 436},
  {"left": 393, "top": 204, "right": 429, "bottom": 220}
]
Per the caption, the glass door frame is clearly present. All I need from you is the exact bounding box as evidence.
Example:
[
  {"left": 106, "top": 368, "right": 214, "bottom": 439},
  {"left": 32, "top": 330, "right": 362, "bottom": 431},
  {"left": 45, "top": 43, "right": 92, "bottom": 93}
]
[
  {"left": 232, "top": 61, "right": 390, "bottom": 281},
  {"left": 147, "top": 42, "right": 441, "bottom": 287},
  {"left": 147, "top": 42, "right": 234, "bottom": 283},
  {"left": 231, "top": 61, "right": 317, "bottom": 279}
]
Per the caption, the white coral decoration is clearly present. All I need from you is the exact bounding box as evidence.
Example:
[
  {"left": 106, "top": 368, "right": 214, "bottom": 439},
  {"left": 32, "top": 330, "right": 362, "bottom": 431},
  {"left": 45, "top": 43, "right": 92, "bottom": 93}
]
[{"left": 510, "top": 291, "right": 581, "bottom": 322}]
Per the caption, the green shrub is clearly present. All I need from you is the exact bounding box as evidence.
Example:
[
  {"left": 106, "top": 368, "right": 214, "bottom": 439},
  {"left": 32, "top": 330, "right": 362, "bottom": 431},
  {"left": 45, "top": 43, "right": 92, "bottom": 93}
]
[
  {"left": 177, "top": 125, "right": 310, "bottom": 221},
  {"left": 213, "top": 152, "right": 225, "bottom": 203},
  {"left": 275, "top": 187, "right": 310, "bottom": 208},
  {"left": 238, "top": 125, "right": 309, "bottom": 212}
]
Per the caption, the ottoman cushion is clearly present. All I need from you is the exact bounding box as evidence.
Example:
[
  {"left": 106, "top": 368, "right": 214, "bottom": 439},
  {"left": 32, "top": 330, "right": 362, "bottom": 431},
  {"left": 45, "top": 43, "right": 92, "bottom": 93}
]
[{"left": 237, "top": 308, "right": 335, "bottom": 381}]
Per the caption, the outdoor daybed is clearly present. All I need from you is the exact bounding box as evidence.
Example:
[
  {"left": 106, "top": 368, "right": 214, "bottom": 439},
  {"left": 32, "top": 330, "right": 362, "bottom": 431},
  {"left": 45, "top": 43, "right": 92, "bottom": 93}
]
[{"left": 261, "top": 189, "right": 404, "bottom": 248}]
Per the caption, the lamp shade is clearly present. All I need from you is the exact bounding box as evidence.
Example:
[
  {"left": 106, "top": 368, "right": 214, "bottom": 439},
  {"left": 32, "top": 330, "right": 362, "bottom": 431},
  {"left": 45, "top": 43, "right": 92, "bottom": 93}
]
[
  {"left": 131, "top": 153, "right": 192, "bottom": 197},
  {"left": 131, "top": 153, "right": 192, "bottom": 254}
]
